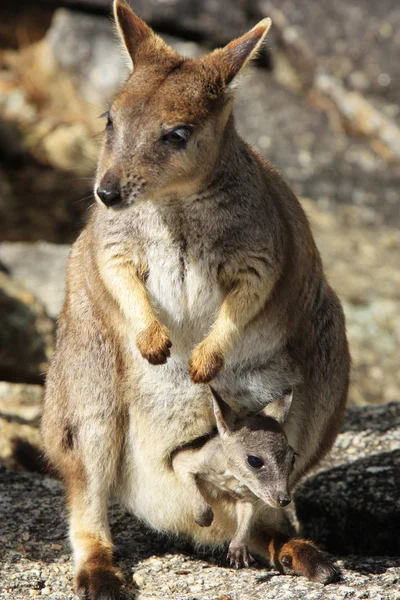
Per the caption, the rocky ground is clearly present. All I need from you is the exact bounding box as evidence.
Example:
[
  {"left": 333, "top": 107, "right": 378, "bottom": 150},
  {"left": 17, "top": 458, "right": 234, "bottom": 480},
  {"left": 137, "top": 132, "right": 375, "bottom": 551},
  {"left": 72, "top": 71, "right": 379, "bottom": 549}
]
[
  {"left": 1, "top": 402, "right": 399, "bottom": 599},
  {"left": 0, "top": 1, "right": 399, "bottom": 598}
]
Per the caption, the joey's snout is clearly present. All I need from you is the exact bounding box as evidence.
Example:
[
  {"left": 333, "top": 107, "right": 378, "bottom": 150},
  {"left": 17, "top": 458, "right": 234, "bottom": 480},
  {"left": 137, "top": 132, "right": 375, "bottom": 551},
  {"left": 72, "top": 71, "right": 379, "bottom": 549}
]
[
  {"left": 261, "top": 489, "right": 291, "bottom": 509},
  {"left": 278, "top": 493, "right": 291, "bottom": 507}
]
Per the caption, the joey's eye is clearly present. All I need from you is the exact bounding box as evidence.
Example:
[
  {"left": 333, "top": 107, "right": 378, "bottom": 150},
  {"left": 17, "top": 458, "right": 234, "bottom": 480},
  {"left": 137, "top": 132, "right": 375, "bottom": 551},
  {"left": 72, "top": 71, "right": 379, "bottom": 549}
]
[
  {"left": 99, "top": 111, "right": 113, "bottom": 130},
  {"left": 292, "top": 452, "right": 299, "bottom": 467},
  {"left": 246, "top": 455, "right": 264, "bottom": 469},
  {"left": 162, "top": 127, "right": 191, "bottom": 145}
]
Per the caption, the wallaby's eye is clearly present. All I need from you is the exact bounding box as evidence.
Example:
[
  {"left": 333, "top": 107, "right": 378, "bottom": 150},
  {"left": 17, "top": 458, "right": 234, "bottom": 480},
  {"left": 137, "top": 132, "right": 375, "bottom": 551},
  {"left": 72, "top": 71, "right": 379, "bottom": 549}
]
[
  {"left": 246, "top": 455, "right": 264, "bottom": 469},
  {"left": 292, "top": 451, "right": 299, "bottom": 467},
  {"left": 99, "top": 111, "right": 113, "bottom": 130},
  {"left": 162, "top": 127, "right": 191, "bottom": 146}
]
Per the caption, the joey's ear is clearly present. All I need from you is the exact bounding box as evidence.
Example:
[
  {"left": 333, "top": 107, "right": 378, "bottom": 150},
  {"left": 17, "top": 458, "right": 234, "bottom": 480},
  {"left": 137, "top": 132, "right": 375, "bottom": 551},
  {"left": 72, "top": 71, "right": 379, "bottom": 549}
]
[
  {"left": 206, "top": 18, "right": 272, "bottom": 86},
  {"left": 209, "top": 387, "right": 236, "bottom": 438},
  {"left": 259, "top": 389, "right": 293, "bottom": 424},
  {"left": 114, "top": 0, "right": 172, "bottom": 67}
]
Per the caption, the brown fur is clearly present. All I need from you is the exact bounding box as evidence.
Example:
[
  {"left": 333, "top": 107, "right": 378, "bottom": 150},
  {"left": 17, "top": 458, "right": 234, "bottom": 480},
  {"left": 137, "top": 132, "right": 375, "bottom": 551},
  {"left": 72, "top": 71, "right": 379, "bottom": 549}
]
[{"left": 42, "top": 2, "right": 349, "bottom": 598}]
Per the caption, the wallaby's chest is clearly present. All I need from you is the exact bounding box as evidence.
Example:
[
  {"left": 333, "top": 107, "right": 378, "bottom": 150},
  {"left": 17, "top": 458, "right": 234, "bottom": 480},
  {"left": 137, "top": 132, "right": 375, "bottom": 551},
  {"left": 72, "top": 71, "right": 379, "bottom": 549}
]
[
  {"left": 135, "top": 202, "right": 224, "bottom": 340},
  {"left": 146, "top": 236, "right": 221, "bottom": 324}
]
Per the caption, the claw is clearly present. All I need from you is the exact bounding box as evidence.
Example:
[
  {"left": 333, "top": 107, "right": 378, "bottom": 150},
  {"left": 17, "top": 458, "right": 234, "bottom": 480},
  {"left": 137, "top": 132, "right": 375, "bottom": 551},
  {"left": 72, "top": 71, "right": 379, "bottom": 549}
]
[{"left": 227, "top": 544, "right": 253, "bottom": 569}]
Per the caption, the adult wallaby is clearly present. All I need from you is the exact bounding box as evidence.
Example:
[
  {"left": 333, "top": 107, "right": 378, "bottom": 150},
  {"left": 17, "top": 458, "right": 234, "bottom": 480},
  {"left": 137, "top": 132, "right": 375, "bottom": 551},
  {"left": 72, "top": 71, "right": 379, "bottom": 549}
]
[
  {"left": 42, "top": 1, "right": 350, "bottom": 598},
  {"left": 172, "top": 387, "right": 296, "bottom": 569}
]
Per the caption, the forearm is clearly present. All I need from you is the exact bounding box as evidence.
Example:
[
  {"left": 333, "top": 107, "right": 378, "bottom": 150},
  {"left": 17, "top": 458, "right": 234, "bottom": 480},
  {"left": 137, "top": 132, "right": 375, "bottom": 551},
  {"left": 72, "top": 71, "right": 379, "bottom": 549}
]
[
  {"left": 189, "top": 255, "right": 279, "bottom": 383},
  {"left": 98, "top": 252, "right": 171, "bottom": 364},
  {"left": 99, "top": 254, "right": 155, "bottom": 331},
  {"left": 210, "top": 274, "right": 275, "bottom": 353}
]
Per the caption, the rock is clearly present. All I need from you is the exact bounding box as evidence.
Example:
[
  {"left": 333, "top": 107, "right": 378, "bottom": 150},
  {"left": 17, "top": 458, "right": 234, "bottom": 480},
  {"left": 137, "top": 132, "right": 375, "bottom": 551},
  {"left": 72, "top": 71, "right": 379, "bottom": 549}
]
[
  {"left": 234, "top": 68, "right": 400, "bottom": 227},
  {"left": 296, "top": 402, "right": 400, "bottom": 557},
  {"left": 0, "top": 242, "right": 69, "bottom": 318},
  {"left": 45, "top": 8, "right": 129, "bottom": 107},
  {"left": 1, "top": 402, "right": 400, "bottom": 599},
  {"left": 0, "top": 381, "right": 43, "bottom": 424},
  {"left": 0, "top": 382, "right": 44, "bottom": 472},
  {"left": 0, "top": 271, "right": 54, "bottom": 383},
  {"left": 256, "top": 0, "right": 400, "bottom": 112},
  {"left": 316, "top": 73, "right": 400, "bottom": 160}
]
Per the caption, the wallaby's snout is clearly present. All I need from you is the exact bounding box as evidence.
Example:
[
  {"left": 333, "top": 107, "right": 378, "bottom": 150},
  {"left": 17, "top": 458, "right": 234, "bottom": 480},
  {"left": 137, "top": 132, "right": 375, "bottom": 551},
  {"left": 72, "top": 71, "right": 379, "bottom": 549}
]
[{"left": 96, "top": 171, "right": 122, "bottom": 208}]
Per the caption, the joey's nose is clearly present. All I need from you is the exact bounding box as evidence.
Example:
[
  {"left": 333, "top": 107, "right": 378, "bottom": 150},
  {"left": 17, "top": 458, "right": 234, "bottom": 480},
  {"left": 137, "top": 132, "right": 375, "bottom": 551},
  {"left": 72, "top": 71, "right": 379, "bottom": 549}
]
[
  {"left": 278, "top": 494, "right": 291, "bottom": 507},
  {"left": 96, "top": 184, "right": 121, "bottom": 207}
]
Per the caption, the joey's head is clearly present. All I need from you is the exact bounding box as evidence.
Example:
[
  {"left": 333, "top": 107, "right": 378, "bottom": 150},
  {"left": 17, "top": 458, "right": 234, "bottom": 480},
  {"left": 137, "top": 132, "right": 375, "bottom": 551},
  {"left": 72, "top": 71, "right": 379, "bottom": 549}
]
[
  {"left": 210, "top": 387, "right": 295, "bottom": 509},
  {"left": 95, "top": 0, "right": 271, "bottom": 209}
]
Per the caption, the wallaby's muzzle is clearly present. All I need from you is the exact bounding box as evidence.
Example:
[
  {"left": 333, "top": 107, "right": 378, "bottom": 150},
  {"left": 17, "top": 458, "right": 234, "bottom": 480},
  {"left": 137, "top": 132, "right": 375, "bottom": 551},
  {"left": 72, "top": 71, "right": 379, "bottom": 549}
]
[
  {"left": 96, "top": 172, "right": 122, "bottom": 208},
  {"left": 96, "top": 183, "right": 121, "bottom": 207}
]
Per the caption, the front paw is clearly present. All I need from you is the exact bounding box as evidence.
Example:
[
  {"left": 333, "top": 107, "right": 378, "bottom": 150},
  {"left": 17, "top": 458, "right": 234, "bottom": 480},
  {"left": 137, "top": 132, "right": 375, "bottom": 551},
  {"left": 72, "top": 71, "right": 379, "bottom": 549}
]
[
  {"left": 194, "top": 505, "right": 214, "bottom": 527},
  {"left": 227, "top": 543, "right": 254, "bottom": 569},
  {"left": 188, "top": 340, "right": 224, "bottom": 384},
  {"left": 136, "top": 321, "right": 172, "bottom": 365}
]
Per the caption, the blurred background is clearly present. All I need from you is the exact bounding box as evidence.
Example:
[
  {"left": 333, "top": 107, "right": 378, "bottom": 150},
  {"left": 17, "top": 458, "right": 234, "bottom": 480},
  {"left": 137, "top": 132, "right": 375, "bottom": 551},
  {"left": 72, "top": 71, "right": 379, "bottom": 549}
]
[{"left": 0, "top": 0, "right": 399, "bottom": 470}]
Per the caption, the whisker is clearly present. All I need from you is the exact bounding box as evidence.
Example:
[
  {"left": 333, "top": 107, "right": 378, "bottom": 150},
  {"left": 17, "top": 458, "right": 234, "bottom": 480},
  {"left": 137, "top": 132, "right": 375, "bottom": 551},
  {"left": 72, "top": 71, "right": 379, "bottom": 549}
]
[{"left": 73, "top": 194, "right": 95, "bottom": 205}]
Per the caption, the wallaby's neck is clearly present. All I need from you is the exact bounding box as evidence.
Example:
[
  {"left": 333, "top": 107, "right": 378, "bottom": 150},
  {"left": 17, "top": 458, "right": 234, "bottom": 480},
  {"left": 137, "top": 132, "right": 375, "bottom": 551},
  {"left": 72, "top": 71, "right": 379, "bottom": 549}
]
[{"left": 194, "top": 115, "right": 260, "bottom": 202}]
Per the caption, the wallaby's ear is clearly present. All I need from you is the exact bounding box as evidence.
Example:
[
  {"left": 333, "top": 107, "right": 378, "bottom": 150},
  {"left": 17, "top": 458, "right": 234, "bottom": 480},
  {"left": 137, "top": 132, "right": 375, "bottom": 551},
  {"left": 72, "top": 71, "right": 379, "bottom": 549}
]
[
  {"left": 259, "top": 389, "right": 293, "bottom": 424},
  {"left": 114, "top": 0, "right": 173, "bottom": 67},
  {"left": 207, "top": 18, "right": 272, "bottom": 86},
  {"left": 209, "top": 387, "right": 236, "bottom": 438}
]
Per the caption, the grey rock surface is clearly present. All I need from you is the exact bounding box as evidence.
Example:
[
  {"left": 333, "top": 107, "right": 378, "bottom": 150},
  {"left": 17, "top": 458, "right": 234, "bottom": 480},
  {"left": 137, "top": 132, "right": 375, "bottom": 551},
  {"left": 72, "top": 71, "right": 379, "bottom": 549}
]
[
  {"left": 1, "top": 403, "right": 399, "bottom": 599},
  {"left": 0, "top": 242, "right": 70, "bottom": 319},
  {"left": 235, "top": 68, "right": 400, "bottom": 226},
  {"left": 259, "top": 0, "right": 400, "bottom": 111},
  {"left": 46, "top": 9, "right": 130, "bottom": 107},
  {"left": 0, "top": 272, "right": 54, "bottom": 384}
]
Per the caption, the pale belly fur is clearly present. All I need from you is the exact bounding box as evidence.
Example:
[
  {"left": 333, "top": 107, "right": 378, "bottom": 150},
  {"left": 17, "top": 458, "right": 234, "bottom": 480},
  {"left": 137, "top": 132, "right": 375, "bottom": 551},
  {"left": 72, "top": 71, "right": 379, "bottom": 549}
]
[
  {"left": 117, "top": 238, "right": 298, "bottom": 540},
  {"left": 202, "top": 469, "right": 257, "bottom": 502}
]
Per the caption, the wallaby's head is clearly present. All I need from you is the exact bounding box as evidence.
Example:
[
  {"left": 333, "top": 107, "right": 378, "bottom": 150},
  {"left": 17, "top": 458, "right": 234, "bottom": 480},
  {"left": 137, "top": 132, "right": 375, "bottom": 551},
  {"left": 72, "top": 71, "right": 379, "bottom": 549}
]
[
  {"left": 95, "top": 0, "right": 271, "bottom": 209},
  {"left": 210, "top": 387, "right": 295, "bottom": 509}
]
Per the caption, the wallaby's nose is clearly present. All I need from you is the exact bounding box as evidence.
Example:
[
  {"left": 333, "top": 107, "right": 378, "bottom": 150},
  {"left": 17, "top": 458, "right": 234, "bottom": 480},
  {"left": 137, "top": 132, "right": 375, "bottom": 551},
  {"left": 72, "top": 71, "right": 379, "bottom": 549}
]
[
  {"left": 278, "top": 494, "right": 291, "bottom": 507},
  {"left": 96, "top": 183, "right": 121, "bottom": 207}
]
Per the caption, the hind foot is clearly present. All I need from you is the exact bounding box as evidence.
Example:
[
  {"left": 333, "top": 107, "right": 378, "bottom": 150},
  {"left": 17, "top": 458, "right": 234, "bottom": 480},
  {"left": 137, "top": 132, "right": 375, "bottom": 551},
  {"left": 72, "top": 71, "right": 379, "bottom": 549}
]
[
  {"left": 276, "top": 538, "right": 339, "bottom": 583},
  {"left": 76, "top": 565, "right": 124, "bottom": 600}
]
